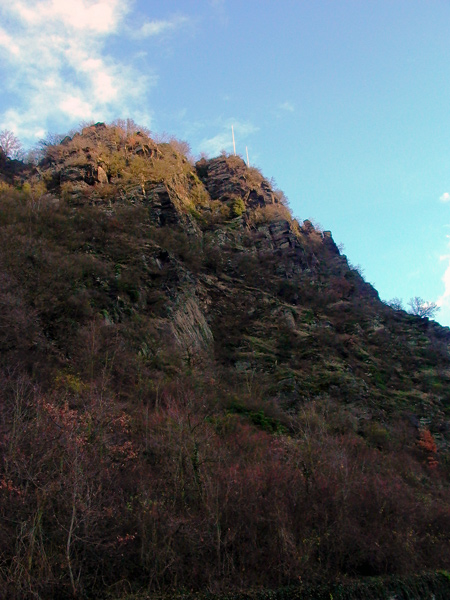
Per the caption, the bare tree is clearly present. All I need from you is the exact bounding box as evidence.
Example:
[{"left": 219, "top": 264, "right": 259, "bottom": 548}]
[
  {"left": 111, "top": 118, "right": 151, "bottom": 138},
  {"left": 407, "top": 296, "right": 439, "bottom": 319},
  {"left": 37, "top": 131, "right": 67, "bottom": 148},
  {"left": 0, "top": 129, "right": 23, "bottom": 159},
  {"left": 387, "top": 297, "right": 404, "bottom": 311}
]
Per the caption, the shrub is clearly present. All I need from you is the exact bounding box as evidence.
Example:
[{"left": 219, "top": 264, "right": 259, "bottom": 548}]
[
  {"left": 248, "top": 203, "right": 293, "bottom": 225},
  {"left": 230, "top": 196, "right": 246, "bottom": 217}
]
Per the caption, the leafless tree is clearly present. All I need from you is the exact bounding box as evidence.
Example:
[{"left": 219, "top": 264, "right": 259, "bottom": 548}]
[
  {"left": 408, "top": 296, "right": 439, "bottom": 318},
  {"left": 0, "top": 129, "right": 24, "bottom": 159},
  {"left": 387, "top": 297, "right": 404, "bottom": 311}
]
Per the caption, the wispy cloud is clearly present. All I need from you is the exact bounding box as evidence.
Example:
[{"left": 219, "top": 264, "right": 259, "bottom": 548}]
[
  {"left": 437, "top": 254, "right": 450, "bottom": 308},
  {"left": 13, "top": 0, "right": 126, "bottom": 33},
  {"left": 0, "top": 28, "right": 20, "bottom": 55},
  {"left": 200, "top": 132, "right": 233, "bottom": 156},
  {"left": 440, "top": 192, "right": 450, "bottom": 202},
  {"left": 132, "top": 15, "right": 191, "bottom": 39},
  {"left": 199, "top": 119, "right": 258, "bottom": 157},
  {"left": 436, "top": 230, "right": 450, "bottom": 325},
  {"left": 0, "top": 0, "right": 154, "bottom": 142},
  {"left": 279, "top": 101, "right": 295, "bottom": 112},
  {"left": 208, "top": 0, "right": 228, "bottom": 24}
]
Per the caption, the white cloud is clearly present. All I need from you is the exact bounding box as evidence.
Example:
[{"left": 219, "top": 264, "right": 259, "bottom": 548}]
[
  {"left": 227, "top": 120, "right": 259, "bottom": 136},
  {"left": 59, "top": 95, "right": 93, "bottom": 119},
  {"left": 279, "top": 101, "right": 294, "bottom": 112},
  {"left": 0, "top": 27, "right": 20, "bottom": 55},
  {"left": 436, "top": 233, "right": 450, "bottom": 326},
  {"left": 200, "top": 132, "right": 233, "bottom": 156},
  {"left": 0, "top": 0, "right": 154, "bottom": 143},
  {"left": 437, "top": 255, "right": 450, "bottom": 308},
  {"left": 13, "top": 0, "right": 126, "bottom": 34},
  {"left": 133, "top": 15, "right": 190, "bottom": 39},
  {"left": 440, "top": 192, "right": 450, "bottom": 202},
  {"left": 199, "top": 119, "right": 258, "bottom": 157}
]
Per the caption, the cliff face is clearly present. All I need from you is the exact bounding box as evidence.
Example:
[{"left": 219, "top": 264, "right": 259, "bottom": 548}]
[
  {"left": 1, "top": 123, "right": 450, "bottom": 599},
  {"left": 23, "top": 123, "right": 412, "bottom": 414}
]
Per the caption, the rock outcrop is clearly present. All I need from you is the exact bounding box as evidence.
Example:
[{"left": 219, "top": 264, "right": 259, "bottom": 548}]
[
  {"left": 0, "top": 147, "right": 35, "bottom": 184},
  {"left": 0, "top": 122, "right": 447, "bottom": 477},
  {"left": 1, "top": 122, "right": 450, "bottom": 599}
]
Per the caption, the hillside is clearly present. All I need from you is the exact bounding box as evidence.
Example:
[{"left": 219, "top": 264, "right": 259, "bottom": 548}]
[{"left": 0, "top": 122, "right": 449, "bottom": 599}]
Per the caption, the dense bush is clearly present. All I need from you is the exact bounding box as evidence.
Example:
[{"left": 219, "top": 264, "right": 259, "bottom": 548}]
[
  {"left": 1, "top": 125, "right": 450, "bottom": 599},
  {"left": 1, "top": 373, "right": 450, "bottom": 598}
]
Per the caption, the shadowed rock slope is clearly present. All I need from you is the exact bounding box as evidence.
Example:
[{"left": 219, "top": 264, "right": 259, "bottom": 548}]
[{"left": 0, "top": 123, "right": 449, "bottom": 599}]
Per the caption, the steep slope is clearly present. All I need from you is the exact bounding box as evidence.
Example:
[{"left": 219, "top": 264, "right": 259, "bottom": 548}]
[{"left": 0, "top": 123, "right": 449, "bottom": 599}]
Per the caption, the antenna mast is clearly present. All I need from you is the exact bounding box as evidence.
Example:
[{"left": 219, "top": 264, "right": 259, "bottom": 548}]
[
  {"left": 246, "top": 146, "right": 250, "bottom": 167},
  {"left": 231, "top": 125, "right": 236, "bottom": 156}
]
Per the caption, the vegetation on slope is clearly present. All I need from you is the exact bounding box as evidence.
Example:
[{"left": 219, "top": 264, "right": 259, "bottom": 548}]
[{"left": 0, "top": 122, "right": 449, "bottom": 599}]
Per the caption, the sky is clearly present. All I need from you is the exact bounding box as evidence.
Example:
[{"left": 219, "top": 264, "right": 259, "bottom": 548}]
[{"left": 1, "top": 0, "right": 450, "bottom": 325}]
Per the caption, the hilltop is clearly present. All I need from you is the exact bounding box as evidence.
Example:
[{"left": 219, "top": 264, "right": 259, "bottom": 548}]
[{"left": 0, "top": 122, "right": 449, "bottom": 599}]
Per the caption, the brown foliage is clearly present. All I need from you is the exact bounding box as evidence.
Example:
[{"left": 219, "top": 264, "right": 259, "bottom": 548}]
[
  {"left": 418, "top": 428, "right": 439, "bottom": 469},
  {"left": 1, "top": 124, "right": 450, "bottom": 599},
  {"left": 248, "top": 203, "right": 293, "bottom": 225},
  {"left": 1, "top": 367, "right": 450, "bottom": 598}
]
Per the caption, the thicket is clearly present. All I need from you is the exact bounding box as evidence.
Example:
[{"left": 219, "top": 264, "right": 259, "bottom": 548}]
[
  {"left": 31, "top": 121, "right": 198, "bottom": 209},
  {"left": 0, "top": 133, "right": 450, "bottom": 599},
  {"left": 2, "top": 367, "right": 450, "bottom": 599}
]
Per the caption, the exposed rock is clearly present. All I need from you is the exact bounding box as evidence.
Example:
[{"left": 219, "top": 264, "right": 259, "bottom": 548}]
[
  {"left": 170, "top": 295, "right": 214, "bottom": 354},
  {"left": 81, "top": 122, "right": 108, "bottom": 137},
  {"left": 60, "top": 166, "right": 88, "bottom": 183},
  {"left": 196, "top": 155, "right": 277, "bottom": 208},
  {"left": 322, "top": 230, "right": 340, "bottom": 254},
  {"left": 0, "top": 149, "right": 36, "bottom": 185},
  {"left": 142, "top": 180, "right": 201, "bottom": 236},
  {"left": 2, "top": 124, "right": 450, "bottom": 597},
  {"left": 97, "top": 164, "right": 108, "bottom": 184},
  {"left": 302, "top": 219, "right": 315, "bottom": 233},
  {"left": 147, "top": 183, "right": 181, "bottom": 227}
]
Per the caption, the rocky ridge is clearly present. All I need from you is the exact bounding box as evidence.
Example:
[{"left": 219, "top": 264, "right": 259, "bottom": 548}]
[
  {"left": 1, "top": 122, "right": 450, "bottom": 599},
  {"left": 12, "top": 123, "right": 446, "bottom": 432},
  {"left": 2, "top": 123, "right": 449, "bottom": 423}
]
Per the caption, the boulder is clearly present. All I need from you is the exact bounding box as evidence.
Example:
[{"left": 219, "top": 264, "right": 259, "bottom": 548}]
[{"left": 97, "top": 165, "right": 108, "bottom": 184}]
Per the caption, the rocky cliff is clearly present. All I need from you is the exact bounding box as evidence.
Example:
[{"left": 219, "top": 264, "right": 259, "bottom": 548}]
[{"left": 0, "top": 122, "right": 449, "bottom": 599}]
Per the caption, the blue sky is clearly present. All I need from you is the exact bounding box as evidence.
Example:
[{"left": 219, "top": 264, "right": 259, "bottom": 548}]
[{"left": 1, "top": 0, "right": 450, "bottom": 325}]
